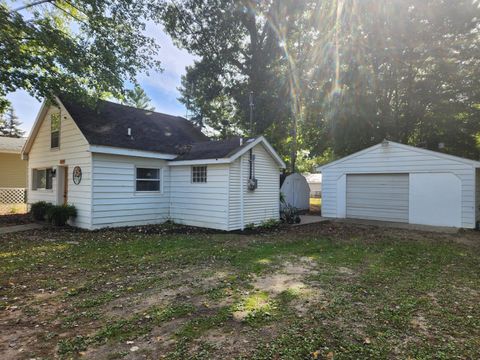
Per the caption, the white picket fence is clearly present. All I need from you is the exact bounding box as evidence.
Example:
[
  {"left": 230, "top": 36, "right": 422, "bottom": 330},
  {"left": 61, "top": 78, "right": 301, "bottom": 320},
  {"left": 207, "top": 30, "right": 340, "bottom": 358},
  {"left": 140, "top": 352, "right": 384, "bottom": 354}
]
[{"left": 0, "top": 187, "right": 27, "bottom": 215}]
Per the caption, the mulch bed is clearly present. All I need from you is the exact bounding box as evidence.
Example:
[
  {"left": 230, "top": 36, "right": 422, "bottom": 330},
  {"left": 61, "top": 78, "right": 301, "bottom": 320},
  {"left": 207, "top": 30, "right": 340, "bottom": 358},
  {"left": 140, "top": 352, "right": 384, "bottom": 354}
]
[{"left": 0, "top": 213, "right": 33, "bottom": 227}]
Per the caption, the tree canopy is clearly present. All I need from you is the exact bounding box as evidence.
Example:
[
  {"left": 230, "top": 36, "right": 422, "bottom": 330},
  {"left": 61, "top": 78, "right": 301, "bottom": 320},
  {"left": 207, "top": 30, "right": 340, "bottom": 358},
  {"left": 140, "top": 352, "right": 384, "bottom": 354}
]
[
  {"left": 161, "top": 0, "right": 480, "bottom": 171},
  {"left": 0, "top": 0, "right": 162, "bottom": 112}
]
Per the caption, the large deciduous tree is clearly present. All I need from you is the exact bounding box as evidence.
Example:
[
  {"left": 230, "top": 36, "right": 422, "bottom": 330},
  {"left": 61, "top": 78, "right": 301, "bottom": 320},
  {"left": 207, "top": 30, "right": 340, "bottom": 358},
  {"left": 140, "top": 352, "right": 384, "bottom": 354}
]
[
  {"left": 0, "top": 0, "right": 162, "bottom": 112},
  {"left": 161, "top": 0, "right": 480, "bottom": 170},
  {"left": 160, "top": 0, "right": 311, "bottom": 170},
  {"left": 301, "top": 0, "right": 480, "bottom": 159}
]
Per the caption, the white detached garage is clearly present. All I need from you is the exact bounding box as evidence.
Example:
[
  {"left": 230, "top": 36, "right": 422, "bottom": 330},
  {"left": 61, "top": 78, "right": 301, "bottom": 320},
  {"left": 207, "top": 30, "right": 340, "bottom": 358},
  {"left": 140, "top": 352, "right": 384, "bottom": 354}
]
[{"left": 318, "top": 141, "right": 480, "bottom": 229}]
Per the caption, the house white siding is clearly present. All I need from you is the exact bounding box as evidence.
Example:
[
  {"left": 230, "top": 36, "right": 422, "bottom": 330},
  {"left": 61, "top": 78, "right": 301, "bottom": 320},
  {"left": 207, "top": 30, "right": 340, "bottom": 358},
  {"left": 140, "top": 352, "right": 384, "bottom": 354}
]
[
  {"left": 476, "top": 168, "right": 480, "bottom": 225},
  {"left": 27, "top": 104, "right": 92, "bottom": 228},
  {"left": 228, "top": 143, "right": 280, "bottom": 230},
  {"left": 321, "top": 143, "right": 477, "bottom": 228},
  {"left": 169, "top": 164, "right": 229, "bottom": 230},
  {"left": 90, "top": 154, "right": 170, "bottom": 229}
]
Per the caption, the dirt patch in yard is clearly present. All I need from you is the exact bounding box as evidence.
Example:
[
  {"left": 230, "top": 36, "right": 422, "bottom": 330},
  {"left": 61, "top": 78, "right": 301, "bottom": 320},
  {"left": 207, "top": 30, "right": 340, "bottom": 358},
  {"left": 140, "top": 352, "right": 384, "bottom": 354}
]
[{"left": 1, "top": 221, "right": 479, "bottom": 359}]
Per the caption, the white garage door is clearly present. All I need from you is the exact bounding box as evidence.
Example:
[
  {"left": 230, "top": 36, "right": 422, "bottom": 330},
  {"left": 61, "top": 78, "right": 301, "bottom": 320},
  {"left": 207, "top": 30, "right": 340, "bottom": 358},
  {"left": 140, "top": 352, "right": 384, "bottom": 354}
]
[{"left": 346, "top": 174, "right": 409, "bottom": 223}]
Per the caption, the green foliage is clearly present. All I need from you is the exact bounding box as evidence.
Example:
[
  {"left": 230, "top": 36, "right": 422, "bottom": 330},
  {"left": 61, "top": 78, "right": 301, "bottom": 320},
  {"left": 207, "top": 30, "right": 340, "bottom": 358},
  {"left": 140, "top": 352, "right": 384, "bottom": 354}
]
[
  {"left": 0, "top": 106, "right": 24, "bottom": 137},
  {"left": 30, "top": 201, "right": 54, "bottom": 221},
  {"left": 160, "top": 0, "right": 305, "bottom": 168},
  {"left": 123, "top": 85, "right": 155, "bottom": 111},
  {"left": 46, "top": 204, "right": 77, "bottom": 226},
  {"left": 161, "top": 0, "right": 480, "bottom": 166},
  {"left": 280, "top": 197, "right": 300, "bottom": 224},
  {"left": 0, "top": 1, "right": 162, "bottom": 112}
]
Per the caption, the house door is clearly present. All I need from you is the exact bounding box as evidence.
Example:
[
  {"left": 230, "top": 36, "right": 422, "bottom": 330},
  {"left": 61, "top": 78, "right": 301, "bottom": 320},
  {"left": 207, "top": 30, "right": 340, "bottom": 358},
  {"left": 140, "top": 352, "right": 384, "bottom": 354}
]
[{"left": 63, "top": 166, "right": 68, "bottom": 205}]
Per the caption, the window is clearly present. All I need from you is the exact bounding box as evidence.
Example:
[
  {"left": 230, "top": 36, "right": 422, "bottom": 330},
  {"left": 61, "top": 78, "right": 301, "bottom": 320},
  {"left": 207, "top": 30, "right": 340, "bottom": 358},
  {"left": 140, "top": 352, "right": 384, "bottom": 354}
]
[
  {"left": 32, "top": 168, "right": 53, "bottom": 190},
  {"left": 51, "top": 112, "right": 60, "bottom": 149},
  {"left": 136, "top": 168, "right": 160, "bottom": 192},
  {"left": 192, "top": 166, "right": 207, "bottom": 183}
]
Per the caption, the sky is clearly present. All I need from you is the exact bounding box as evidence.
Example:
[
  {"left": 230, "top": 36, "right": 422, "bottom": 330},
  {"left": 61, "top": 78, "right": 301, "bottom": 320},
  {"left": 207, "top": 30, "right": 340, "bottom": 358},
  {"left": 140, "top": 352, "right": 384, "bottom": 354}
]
[{"left": 6, "top": 20, "right": 195, "bottom": 136}]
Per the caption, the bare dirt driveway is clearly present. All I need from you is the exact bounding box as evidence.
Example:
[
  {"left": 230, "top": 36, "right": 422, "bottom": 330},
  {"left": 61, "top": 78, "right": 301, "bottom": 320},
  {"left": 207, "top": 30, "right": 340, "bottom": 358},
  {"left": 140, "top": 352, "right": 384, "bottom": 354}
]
[{"left": 1, "top": 222, "right": 479, "bottom": 359}]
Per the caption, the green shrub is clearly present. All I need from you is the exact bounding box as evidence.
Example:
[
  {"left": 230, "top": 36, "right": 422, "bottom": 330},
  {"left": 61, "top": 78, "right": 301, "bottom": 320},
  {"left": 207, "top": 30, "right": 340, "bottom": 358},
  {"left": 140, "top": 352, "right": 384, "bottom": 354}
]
[
  {"left": 46, "top": 204, "right": 77, "bottom": 226},
  {"left": 30, "top": 201, "right": 54, "bottom": 221}
]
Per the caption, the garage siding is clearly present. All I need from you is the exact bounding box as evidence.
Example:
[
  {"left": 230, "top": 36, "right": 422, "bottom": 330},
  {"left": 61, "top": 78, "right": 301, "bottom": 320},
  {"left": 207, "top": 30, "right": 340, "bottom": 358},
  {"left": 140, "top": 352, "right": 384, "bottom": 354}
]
[
  {"left": 346, "top": 174, "right": 409, "bottom": 222},
  {"left": 321, "top": 143, "right": 477, "bottom": 228}
]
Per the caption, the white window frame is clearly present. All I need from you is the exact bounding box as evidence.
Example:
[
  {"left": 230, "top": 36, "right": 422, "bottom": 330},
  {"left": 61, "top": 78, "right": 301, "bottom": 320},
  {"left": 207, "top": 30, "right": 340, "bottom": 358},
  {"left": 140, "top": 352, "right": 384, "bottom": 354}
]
[
  {"left": 50, "top": 112, "right": 61, "bottom": 150},
  {"left": 135, "top": 166, "right": 162, "bottom": 193},
  {"left": 32, "top": 168, "right": 54, "bottom": 191},
  {"left": 191, "top": 165, "right": 207, "bottom": 183}
]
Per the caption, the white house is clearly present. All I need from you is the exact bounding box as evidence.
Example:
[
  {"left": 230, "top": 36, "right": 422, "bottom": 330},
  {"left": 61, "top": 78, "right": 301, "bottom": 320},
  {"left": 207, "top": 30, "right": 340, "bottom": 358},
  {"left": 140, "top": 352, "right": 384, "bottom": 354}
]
[
  {"left": 304, "top": 173, "right": 322, "bottom": 197},
  {"left": 318, "top": 140, "right": 480, "bottom": 229},
  {"left": 21, "top": 97, "right": 286, "bottom": 230}
]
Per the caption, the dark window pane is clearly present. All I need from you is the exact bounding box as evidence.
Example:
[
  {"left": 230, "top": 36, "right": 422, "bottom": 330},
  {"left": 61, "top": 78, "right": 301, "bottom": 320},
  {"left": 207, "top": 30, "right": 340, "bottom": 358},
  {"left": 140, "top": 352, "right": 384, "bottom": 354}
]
[
  {"left": 51, "top": 131, "right": 59, "bottom": 148},
  {"left": 46, "top": 169, "right": 53, "bottom": 189},
  {"left": 192, "top": 166, "right": 207, "bottom": 183},
  {"left": 34, "top": 169, "right": 46, "bottom": 189},
  {"left": 137, "top": 168, "right": 159, "bottom": 179},
  {"left": 136, "top": 180, "right": 160, "bottom": 191}
]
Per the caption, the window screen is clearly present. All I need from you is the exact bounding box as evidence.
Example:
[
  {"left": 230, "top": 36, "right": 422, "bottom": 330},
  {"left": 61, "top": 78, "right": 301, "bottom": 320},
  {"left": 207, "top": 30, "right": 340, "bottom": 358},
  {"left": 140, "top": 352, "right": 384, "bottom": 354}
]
[
  {"left": 32, "top": 169, "right": 53, "bottom": 190},
  {"left": 136, "top": 168, "right": 160, "bottom": 191}
]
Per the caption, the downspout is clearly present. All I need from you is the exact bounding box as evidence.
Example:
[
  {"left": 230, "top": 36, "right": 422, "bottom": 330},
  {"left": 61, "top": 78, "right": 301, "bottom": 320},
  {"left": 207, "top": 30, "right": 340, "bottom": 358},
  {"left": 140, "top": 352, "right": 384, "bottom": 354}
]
[{"left": 240, "top": 155, "right": 244, "bottom": 230}]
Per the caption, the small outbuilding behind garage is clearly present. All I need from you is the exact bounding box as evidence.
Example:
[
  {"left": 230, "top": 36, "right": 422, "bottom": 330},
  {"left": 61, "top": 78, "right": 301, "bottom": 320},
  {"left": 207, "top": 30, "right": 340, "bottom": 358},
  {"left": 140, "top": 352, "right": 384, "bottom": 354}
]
[{"left": 318, "top": 141, "right": 480, "bottom": 229}]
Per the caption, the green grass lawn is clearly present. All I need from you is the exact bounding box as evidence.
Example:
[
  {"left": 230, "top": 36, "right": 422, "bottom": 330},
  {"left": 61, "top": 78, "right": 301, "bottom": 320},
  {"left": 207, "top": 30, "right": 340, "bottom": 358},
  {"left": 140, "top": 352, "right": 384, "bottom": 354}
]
[
  {"left": 1, "top": 222, "right": 479, "bottom": 359},
  {"left": 310, "top": 197, "right": 321, "bottom": 213}
]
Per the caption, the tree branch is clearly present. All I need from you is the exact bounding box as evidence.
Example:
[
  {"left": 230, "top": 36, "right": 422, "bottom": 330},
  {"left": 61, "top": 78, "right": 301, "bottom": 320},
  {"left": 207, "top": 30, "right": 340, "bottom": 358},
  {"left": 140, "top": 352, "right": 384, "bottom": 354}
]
[{"left": 10, "top": 0, "right": 53, "bottom": 13}]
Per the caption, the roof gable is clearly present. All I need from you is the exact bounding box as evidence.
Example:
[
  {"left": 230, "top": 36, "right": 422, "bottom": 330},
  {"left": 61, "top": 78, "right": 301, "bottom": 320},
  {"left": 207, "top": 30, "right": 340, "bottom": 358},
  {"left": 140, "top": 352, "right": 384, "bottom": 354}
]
[{"left": 318, "top": 141, "right": 480, "bottom": 171}]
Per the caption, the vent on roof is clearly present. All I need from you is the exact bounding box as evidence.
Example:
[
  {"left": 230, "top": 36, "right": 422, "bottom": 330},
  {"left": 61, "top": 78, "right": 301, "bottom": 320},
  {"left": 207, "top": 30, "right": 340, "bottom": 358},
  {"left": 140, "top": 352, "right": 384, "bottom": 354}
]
[{"left": 127, "top": 128, "right": 132, "bottom": 136}]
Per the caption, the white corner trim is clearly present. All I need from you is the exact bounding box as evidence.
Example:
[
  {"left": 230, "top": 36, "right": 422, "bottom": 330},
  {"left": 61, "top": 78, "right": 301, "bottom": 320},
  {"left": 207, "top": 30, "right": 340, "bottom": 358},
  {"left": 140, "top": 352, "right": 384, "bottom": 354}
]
[{"left": 89, "top": 145, "right": 177, "bottom": 160}]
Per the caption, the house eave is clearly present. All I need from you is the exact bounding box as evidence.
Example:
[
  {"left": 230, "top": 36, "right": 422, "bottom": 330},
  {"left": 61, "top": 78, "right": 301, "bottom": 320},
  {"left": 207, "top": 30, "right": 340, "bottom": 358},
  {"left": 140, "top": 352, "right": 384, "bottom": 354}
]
[
  {"left": 88, "top": 145, "right": 178, "bottom": 160},
  {"left": 168, "top": 158, "right": 231, "bottom": 166}
]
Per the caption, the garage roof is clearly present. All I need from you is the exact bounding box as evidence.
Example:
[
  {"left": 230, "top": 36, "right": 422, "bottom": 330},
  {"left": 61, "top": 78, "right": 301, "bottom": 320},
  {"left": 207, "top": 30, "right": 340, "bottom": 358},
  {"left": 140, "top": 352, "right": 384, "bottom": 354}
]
[{"left": 317, "top": 141, "right": 480, "bottom": 171}]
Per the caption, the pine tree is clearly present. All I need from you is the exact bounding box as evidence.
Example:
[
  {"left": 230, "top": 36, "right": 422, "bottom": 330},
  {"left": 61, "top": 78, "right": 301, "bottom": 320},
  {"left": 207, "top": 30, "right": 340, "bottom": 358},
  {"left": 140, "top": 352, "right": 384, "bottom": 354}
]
[
  {"left": 0, "top": 111, "right": 6, "bottom": 136},
  {"left": 123, "top": 86, "right": 155, "bottom": 111},
  {"left": 2, "top": 107, "right": 25, "bottom": 138}
]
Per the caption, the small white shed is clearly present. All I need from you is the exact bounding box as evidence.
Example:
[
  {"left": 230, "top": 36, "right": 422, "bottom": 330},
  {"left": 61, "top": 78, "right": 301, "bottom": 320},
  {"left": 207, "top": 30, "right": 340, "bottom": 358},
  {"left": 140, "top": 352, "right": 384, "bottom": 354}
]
[
  {"left": 318, "top": 141, "right": 480, "bottom": 229},
  {"left": 280, "top": 173, "right": 310, "bottom": 211}
]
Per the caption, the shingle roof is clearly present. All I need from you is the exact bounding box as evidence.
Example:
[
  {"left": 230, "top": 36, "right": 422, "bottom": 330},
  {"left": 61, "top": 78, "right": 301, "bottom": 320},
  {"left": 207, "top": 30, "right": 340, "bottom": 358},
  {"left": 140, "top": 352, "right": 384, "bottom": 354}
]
[
  {"left": 173, "top": 137, "right": 252, "bottom": 161},
  {"left": 60, "top": 97, "right": 209, "bottom": 155},
  {"left": 0, "top": 136, "right": 26, "bottom": 153}
]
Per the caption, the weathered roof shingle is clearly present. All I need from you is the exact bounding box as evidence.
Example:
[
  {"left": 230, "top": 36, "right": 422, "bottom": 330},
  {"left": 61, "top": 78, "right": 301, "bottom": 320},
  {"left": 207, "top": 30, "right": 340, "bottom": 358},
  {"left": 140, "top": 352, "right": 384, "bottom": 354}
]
[{"left": 60, "top": 97, "right": 209, "bottom": 155}]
